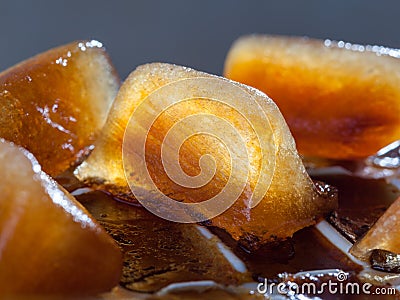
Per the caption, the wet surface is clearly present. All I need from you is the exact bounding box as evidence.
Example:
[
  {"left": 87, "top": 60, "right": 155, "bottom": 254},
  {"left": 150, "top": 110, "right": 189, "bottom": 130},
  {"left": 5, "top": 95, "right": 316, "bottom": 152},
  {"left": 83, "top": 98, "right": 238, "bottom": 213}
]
[
  {"left": 76, "top": 191, "right": 250, "bottom": 293},
  {"left": 69, "top": 171, "right": 400, "bottom": 299},
  {"left": 370, "top": 249, "right": 400, "bottom": 273},
  {"left": 211, "top": 226, "right": 361, "bottom": 282},
  {"left": 312, "top": 174, "right": 400, "bottom": 243}
]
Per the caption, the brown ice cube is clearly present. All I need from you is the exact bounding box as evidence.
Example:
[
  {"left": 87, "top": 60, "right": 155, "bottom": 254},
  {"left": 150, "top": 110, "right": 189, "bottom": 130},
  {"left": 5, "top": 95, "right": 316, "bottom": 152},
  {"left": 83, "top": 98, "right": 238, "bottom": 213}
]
[
  {"left": 350, "top": 196, "right": 400, "bottom": 261},
  {"left": 224, "top": 35, "right": 400, "bottom": 160},
  {"left": 0, "top": 139, "right": 122, "bottom": 295},
  {"left": 0, "top": 40, "right": 119, "bottom": 176},
  {"left": 76, "top": 63, "right": 337, "bottom": 249}
]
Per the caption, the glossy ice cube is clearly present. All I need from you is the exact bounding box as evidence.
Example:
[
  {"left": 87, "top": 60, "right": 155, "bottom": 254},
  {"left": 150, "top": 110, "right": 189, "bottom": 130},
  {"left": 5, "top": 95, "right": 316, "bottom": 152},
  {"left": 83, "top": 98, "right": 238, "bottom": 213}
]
[
  {"left": 0, "top": 40, "right": 119, "bottom": 176},
  {"left": 224, "top": 35, "right": 400, "bottom": 160},
  {"left": 76, "top": 63, "right": 337, "bottom": 249},
  {"left": 350, "top": 196, "right": 400, "bottom": 261},
  {"left": 0, "top": 139, "right": 122, "bottom": 295}
]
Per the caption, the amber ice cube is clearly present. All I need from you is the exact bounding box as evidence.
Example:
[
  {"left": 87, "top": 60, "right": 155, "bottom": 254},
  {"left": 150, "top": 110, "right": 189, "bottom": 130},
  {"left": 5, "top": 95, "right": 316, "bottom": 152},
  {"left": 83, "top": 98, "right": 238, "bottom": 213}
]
[
  {"left": 350, "top": 196, "right": 400, "bottom": 261},
  {"left": 224, "top": 35, "right": 400, "bottom": 160},
  {"left": 76, "top": 63, "right": 337, "bottom": 249},
  {"left": 0, "top": 40, "right": 119, "bottom": 176},
  {"left": 0, "top": 139, "right": 122, "bottom": 296}
]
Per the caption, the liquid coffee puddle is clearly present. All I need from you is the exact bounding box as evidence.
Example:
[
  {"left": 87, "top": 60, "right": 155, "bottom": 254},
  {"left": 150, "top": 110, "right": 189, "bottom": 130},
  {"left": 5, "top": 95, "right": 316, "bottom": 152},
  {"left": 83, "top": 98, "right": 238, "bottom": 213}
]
[
  {"left": 76, "top": 191, "right": 250, "bottom": 293},
  {"left": 313, "top": 173, "right": 399, "bottom": 242},
  {"left": 70, "top": 171, "right": 400, "bottom": 299}
]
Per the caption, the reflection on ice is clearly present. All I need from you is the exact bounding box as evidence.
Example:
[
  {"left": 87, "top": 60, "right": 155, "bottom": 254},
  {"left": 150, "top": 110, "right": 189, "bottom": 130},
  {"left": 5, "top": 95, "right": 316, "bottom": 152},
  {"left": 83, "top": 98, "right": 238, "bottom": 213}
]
[
  {"left": 369, "top": 140, "right": 400, "bottom": 169},
  {"left": 356, "top": 140, "right": 400, "bottom": 179},
  {"left": 306, "top": 140, "right": 400, "bottom": 180}
]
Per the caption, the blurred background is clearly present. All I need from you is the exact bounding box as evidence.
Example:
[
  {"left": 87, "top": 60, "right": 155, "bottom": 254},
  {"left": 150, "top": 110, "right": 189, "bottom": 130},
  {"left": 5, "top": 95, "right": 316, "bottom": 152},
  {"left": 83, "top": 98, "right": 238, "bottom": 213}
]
[{"left": 1, "top": 0, "right": 400, "bottom": 79}]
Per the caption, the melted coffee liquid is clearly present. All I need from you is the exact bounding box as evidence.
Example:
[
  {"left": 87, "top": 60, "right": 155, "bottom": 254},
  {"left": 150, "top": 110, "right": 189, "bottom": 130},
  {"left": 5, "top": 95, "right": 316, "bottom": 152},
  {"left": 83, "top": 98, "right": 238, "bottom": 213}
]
[{"left": 72, "top": 172, "right": 399, "bottom": 299}]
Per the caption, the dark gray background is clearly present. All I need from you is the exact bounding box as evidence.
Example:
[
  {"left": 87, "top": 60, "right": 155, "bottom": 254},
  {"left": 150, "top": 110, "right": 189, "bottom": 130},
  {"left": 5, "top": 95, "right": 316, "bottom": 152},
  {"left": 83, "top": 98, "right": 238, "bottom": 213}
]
[{"left": 1, "top": 0, "right": 400, "bottom": 79}]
